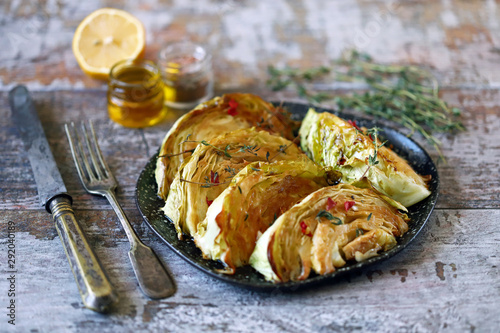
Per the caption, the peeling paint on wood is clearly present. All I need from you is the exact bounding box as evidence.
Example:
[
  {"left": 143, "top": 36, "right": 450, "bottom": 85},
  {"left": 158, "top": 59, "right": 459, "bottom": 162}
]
[
  {"left": 1, "top": 0, "right": 500, "bottom": 332},
  {"left": 1, "top": 0, "right": 500, "bottom": 90}
]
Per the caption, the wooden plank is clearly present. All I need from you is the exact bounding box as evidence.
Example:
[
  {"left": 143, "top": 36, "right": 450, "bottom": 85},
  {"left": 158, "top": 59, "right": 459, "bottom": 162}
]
[
  {"left": 2, "top": 0, "right": 500, "bottom": 331},
  {"left": 1, "top": 0, "right": 500, "bottom": 91},
  {"left": 0, "top": 209, "right": 498, "bottom": 331},
  {"left": 1, "top": 88, "right": 499, "bottom": 211}
]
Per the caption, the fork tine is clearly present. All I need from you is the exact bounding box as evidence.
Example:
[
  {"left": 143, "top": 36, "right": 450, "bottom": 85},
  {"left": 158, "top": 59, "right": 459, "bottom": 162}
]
[
  {"left": 81, "top": 122, "right": 105, "bottom": 180},
  {"left": 88, "top": 121, "right": 112, "bottom": 179},
  {"left": 72, "top": 122, "right": 98, "bottom": 182},
  {"left": 65, "top": 122, "right": 91, "bottom": 184}
]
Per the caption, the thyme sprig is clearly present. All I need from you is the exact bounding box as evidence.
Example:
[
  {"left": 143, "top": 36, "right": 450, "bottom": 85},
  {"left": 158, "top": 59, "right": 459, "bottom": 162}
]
[
  {"left": 177, "top": 134, "right": 299, "bottom": 188},
  {"left": 180, "top": 178, "right": 231, "bottom": 188},
  {"left": 180, "top": 136, "right": 264, "bottom": 159},
  {"left": 181, "top": 139, "right": 232, "bottom": 158},
  {"left": 238, "top": 144, "right": 260, "bottom": 155},
  {"left": 360, "top": 127, "right": 387, "bottom": 179},
  {"left": 158, "top": 149, "right": 195, "bottom": 158},
  {"left": 267, "top": 135, "right": 301, "bottom": 162},
  {"left": 224, "top": 166, "right": 238, "bottom": 178},
  {"left": 267, "top": 50, "right": 465, "bottom": 157}
]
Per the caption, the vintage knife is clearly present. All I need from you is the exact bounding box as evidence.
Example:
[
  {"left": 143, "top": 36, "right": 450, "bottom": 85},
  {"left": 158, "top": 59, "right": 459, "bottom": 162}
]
[{"left": 9, "top": 85, "right": 117, "bottom": 312}]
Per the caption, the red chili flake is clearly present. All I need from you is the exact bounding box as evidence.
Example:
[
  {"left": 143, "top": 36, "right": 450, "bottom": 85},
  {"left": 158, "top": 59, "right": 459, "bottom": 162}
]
[
  {"left": 300, "top": 221, "right": 307, "bottom": 230},
  {"left": 348, "top": 119, "right": 361, "bottom": 132},
  {"left": 206, "top": 197, "right": 213, "bottom": 207},
  {"left": 228, "top": 99, "right": 238, "bottom": 108},
  {"left": 227, "top": 99, "right": 239, "bottom": 116},
  {"left": 300, "top": 221, "right": 313, "bottom": 237},
  {"left": 210, "top": 170, "right": 220, "bottom": 184},
  {"left": 326, "top": 197, "right": 337, "bottom": 210},
  {"left": 338, "top": 157, "right": 346, "bottom": 165},
  {"left": 344, "top": 201, "right": 356, "bottom": 211}
]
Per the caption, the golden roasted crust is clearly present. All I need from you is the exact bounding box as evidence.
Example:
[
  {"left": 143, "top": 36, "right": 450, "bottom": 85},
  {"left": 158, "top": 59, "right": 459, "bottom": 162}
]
[
  {"left": 195, "top": 159, "right": 337, "bottom": 271},
  {"left": 163, "top": 128, "right": 305, "bottom": 240},
  {"left": 250, "top": 184, "right": 409, "bottom": 282},
  {"left": 156, "top": 93, "right": 296, "bottom": 200}
]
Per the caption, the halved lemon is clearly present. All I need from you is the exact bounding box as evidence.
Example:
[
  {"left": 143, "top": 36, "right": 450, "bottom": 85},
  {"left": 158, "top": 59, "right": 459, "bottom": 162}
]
[{"left": 72, "top": 8, "right": 146, "bottom": 80}]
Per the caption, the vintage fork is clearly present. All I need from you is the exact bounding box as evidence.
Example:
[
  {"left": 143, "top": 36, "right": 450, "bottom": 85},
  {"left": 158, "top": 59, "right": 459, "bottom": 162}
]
[{"left": 65, "top": 121, "right": 176, "bottom": 299}]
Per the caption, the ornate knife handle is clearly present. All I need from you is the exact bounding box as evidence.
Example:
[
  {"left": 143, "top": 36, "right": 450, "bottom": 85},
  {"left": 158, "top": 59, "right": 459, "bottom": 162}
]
[{"left": 48, "top": 195, "right": 117, "bottom": 312}]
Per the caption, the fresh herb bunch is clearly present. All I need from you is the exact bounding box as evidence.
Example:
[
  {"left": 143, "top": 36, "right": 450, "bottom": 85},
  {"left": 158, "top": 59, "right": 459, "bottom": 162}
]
[{"left": 267, "top": 50, "right": 465, "bottom": 156}]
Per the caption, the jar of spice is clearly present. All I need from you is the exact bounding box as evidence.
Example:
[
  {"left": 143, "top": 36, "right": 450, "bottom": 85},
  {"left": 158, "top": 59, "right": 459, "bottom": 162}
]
[
  {"left": 158, "top": 41, "right": 213, "bottom": 110},
  {"left": 107, "top": 59, "right": 166, "bottom": 128}
]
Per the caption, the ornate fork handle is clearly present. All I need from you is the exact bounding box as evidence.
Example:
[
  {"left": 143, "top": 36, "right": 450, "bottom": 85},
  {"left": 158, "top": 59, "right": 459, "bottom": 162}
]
[{"left": 103, "top": 190, "right": 175, "bottom": 299}]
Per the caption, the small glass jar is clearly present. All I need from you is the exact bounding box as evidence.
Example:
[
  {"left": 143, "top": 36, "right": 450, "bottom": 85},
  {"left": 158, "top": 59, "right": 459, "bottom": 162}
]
[
  {"left": 107, "top": 59, "right": 167, "bottom": 128},
  {"left": 158, "top": 41, "right": 213, "bottom": 110}
]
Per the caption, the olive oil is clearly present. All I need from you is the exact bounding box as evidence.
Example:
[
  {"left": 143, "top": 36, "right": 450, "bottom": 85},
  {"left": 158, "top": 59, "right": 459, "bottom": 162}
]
[{"left": 107, "top": 59, "right": 166, "bottom": 128}]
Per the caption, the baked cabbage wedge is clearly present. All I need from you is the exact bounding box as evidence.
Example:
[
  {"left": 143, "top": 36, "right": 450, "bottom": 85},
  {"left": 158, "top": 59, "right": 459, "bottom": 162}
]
[
  {"left": 299, "top": 108, "right": 431, "bottom": 207},
  {"left": 163, "top": 127, "right": 305, "bottom": 240},
  {"left": 249, "top": 184, "right": 409, "bottom": 282},
  {"left": 195, "top": 159, "right": 342, "bottom": 273},
  {"left": 155, "top": 93, "right": 296, "bottom": 200}
]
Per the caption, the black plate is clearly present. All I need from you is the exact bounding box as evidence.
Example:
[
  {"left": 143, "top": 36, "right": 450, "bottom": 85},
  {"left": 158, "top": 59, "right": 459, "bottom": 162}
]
[{"left": 135, "top": 102, "right": 439, "bottom": 291}]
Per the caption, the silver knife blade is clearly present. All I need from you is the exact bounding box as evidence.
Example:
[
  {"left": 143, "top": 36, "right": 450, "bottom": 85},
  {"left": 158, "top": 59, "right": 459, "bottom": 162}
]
[{"left": 9, "top": 85, "right": 68, "bottom": 209}]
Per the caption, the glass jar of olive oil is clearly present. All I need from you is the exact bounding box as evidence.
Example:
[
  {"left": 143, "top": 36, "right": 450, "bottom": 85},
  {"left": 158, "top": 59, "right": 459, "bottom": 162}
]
[
  {"left": 158, "top": 41, "right": 213, "bottom": 110},
  {"left": 107, "top": 59, "right": 166, "bottom": 128}
]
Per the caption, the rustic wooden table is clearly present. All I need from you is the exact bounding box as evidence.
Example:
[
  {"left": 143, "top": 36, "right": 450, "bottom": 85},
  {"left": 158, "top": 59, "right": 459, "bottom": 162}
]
[{"left": 1, "top": 1, "right": 499, "bottom": 332}]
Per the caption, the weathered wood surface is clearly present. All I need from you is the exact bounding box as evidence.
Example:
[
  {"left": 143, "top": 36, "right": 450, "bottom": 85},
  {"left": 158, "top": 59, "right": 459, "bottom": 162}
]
[{"left": 1, "top": 0, "right": 500, "bottom": 332}]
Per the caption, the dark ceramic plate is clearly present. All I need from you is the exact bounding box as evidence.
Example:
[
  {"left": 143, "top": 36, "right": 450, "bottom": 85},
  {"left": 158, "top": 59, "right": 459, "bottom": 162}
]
[{"left": 135, "top": 102, "right": 439, "bottom": 291}]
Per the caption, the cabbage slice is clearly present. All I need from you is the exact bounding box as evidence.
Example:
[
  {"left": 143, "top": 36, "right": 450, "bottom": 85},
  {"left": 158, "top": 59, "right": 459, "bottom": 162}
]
[
  {"left": 155, "top": 93, "right": 296, "bottom": 199},
  {"left": 249, "top": 184, "right": 409, "bottom": 282},
  {"left": 299, "top": 108, "right": 431, "bottom": 207},
  {"left": 195, "top": 159, "right": 341, "bottom": 272},
  {"left": 163, "top": 128, "right": 306, "bottom": 239}
]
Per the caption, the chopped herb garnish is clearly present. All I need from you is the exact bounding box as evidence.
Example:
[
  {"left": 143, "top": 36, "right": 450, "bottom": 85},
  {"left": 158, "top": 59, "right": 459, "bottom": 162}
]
[
  {"left": 356, "top": 228, "right": 365, "bottom": 237},
  {"left": 196, "top": 170, "right": 221, "bottom": 187},
  {"left": 224, "top": 166, "right": 237, "bottom": 177},
  {"left": 238, "top": 144, "right": 259, "bottom": 156},
  {"left": 278, "top": 144, "right": 288, "bottom": 154},
  {"left": 367, "top": 213, "right": 372, "bottom": 221},
  {"left": 224, "top": 144, "right": 231, "bottom": 157},
  {"left": 181, "top": 138, "right": 233, "bottom": 158},
  {"left": 316, "top": 210, "right": 343, "bottom": 225}
]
